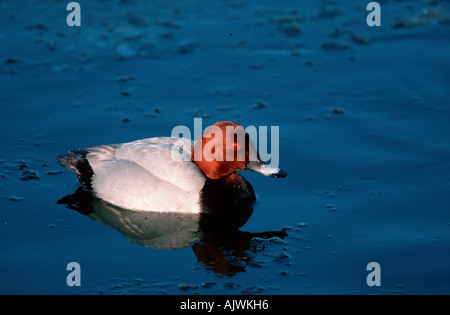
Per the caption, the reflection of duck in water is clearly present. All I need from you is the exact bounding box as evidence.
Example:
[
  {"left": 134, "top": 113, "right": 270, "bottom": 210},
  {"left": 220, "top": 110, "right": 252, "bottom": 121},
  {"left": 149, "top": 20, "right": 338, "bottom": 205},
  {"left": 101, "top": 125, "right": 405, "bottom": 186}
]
[
  {"left": 57, "top": 121, "right": 286, "bottom": 213},
  {"left": 58, "top": 188, "right": 287, "bottom": 276}
]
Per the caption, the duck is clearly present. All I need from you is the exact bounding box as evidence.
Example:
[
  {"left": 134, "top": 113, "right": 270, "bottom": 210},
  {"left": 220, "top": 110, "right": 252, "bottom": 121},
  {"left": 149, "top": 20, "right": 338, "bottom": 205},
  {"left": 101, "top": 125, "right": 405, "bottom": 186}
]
[{"left": 57, "top": 121, "right": 286, "bottom": 213}]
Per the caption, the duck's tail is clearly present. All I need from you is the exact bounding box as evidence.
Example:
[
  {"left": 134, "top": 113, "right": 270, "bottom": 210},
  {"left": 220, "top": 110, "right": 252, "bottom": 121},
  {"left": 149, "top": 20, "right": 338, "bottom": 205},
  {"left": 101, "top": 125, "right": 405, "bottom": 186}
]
[{"left": 57, "top": 150, "right": 94, "bottom": 190}]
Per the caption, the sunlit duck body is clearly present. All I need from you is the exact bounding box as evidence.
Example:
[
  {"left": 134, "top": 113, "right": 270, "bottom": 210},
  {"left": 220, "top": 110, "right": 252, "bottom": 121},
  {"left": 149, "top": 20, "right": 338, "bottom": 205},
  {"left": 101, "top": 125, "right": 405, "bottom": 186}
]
[{"left": 57, "top": 121, "right": 286, "bottom": 213}]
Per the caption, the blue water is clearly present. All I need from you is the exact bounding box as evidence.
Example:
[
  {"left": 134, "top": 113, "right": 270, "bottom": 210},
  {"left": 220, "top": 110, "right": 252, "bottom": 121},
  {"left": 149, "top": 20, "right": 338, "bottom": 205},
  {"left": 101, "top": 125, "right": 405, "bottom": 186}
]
[{"left": 1, "top": 0, "right": 449, "bottom": 294}]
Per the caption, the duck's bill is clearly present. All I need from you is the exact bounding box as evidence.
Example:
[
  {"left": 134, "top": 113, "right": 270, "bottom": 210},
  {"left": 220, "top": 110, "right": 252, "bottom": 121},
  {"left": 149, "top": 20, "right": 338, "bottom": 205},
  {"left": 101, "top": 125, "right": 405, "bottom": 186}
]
[{"left": 246, "top": 160, "right": 287, "bottom": 178}]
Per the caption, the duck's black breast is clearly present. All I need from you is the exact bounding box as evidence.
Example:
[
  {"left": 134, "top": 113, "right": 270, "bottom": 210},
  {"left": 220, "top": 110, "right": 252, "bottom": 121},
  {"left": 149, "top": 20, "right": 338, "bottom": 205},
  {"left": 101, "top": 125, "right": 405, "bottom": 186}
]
[{"left": 199, "top": 172, "right": 256, "bottom": 215}]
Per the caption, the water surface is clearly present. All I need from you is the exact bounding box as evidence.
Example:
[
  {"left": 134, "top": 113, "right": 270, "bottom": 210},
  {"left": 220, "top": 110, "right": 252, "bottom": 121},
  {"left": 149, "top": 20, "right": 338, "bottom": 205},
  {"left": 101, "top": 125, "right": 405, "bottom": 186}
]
[{"left": 1, "top": 0, "right": 449, "bottom": 294}]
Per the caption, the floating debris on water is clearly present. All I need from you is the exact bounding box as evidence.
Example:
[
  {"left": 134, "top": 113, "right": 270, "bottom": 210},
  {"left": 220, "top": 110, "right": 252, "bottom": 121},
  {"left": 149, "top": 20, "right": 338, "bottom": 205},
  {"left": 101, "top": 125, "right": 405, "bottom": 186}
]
[
  {"left": 178, "top": 40, "right": 197, "bottom": 54},
  {"left": 332, "top": 107, "right": 344, "bottom": 114},
  {"left": 316, "top": 4, "right": 343, "bottom": 20},
  {"left": 4, "top": 57, "right": 19, "bottom": 64},
  {"left": 178, "top": 283, "right": 198, "bottom": 291},
  {"left": 248, "top": 259, "right": 265, "bottom": 268},
  {"left": 350, "top": 34, "right": 371, "bottom": 45},
  {"left": 18, "top": 160, "right": 28, "bottom": 170},
  {"left": 229, "top": 259, "right": 247, "bottom": 267},
  {"left": 126, "top": 12, "right": 149, "bottom": 28},
  {"left": 241, "top": 285, "right": 265, "bottom": 294},
  {"left": 270, "top": 15, "right": 304, "bottom": 38},
  {"left": 187, "top": 108, "right": 213, "bottom": 119},
  {"left": 278, "top": 270, "right": 291, "bottom": 276},
  {"left": 116, "top": 75, "right": 135, "bottom": 83},
  {"left": 273, "top": 252, "right": 291, "bottom": 262},
  {"left": 250, "top": 62, "right": 265, "bottom": 70},
  {"left": 21, "top": 170, "right": 40, "bottom": 180},
  {"left": 9, "top": 196, "right": 24, "bottom": 201},
  {"left": 223, "top": 282, "right": 239, "bottom": 289},
  {"left": 393, "top": 7, "right": 449, "bottom": 28},
  {"left": 217, "top": 105, "right": 235, "bottom": 112},
  {"left": 47, "top": 170, "right": 62, "bottom": 176},
  {"left": 252, "top": 100, "right": 268, "bottom": 110}
]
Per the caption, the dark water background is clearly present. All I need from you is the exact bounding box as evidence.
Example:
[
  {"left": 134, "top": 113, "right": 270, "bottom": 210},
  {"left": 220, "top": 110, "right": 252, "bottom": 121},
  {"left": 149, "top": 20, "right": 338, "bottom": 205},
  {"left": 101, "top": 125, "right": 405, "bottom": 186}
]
[{"left": 1, "top": 0, "right": 449, "bottom": 294}]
